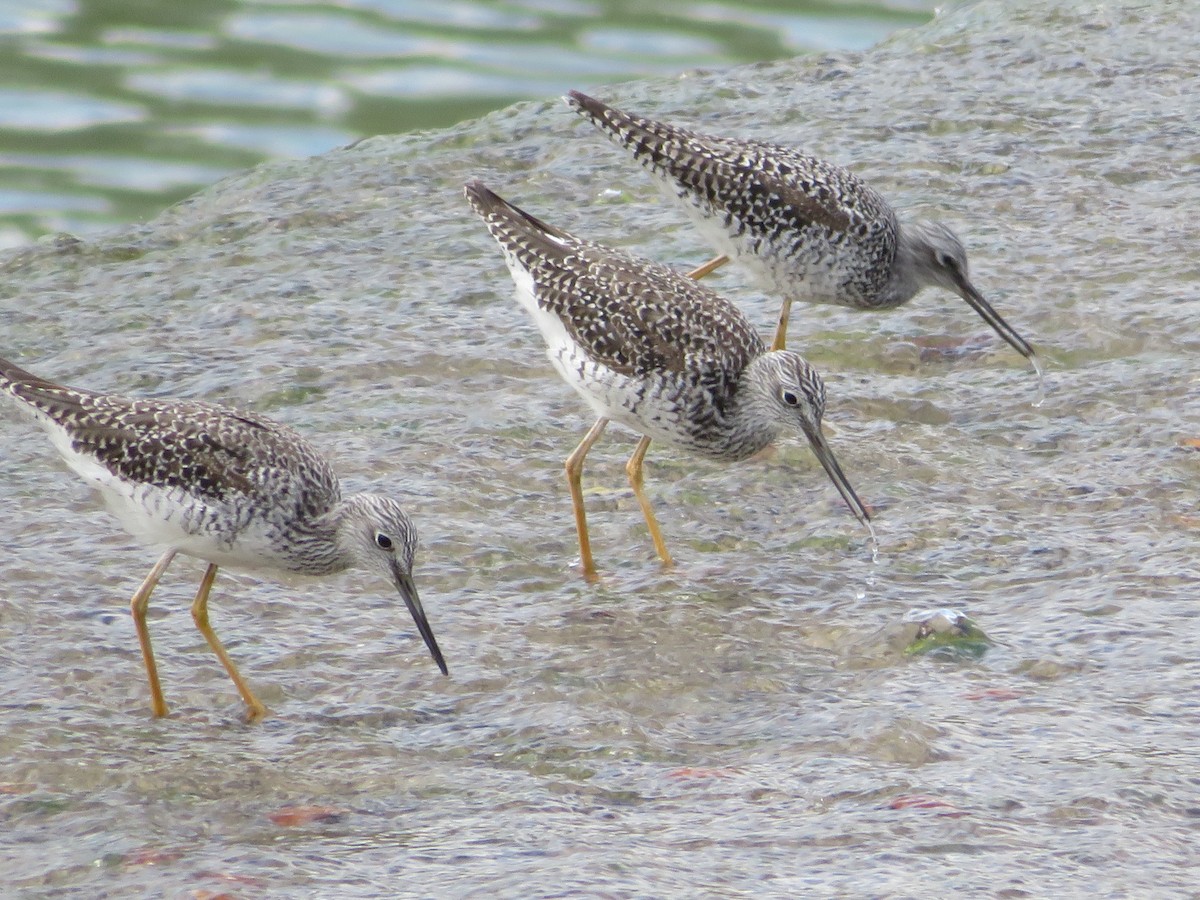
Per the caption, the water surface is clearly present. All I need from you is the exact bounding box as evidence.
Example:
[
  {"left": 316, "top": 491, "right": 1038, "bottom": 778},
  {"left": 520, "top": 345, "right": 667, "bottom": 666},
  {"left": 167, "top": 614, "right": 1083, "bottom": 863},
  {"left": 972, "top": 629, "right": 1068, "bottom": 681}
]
[
  {"left": 1, "top": 0, "right": 1199, "bottom": 896},
  {"left": 0, "top": 0, "right": 933, "bottom": 247}
]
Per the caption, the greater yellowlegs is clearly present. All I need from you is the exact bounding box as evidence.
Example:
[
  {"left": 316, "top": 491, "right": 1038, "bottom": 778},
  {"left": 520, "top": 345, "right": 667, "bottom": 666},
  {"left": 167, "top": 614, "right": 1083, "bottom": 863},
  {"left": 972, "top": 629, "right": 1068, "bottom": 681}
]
[
  {"left": 0, "top": 355, "right": 447, "bottom": 720},
  {"left": 464, "top": 180, "right": 873, "bottom": 579},
  {"left": 565, "top": 90, "right": 1038, "bottom": 369}
]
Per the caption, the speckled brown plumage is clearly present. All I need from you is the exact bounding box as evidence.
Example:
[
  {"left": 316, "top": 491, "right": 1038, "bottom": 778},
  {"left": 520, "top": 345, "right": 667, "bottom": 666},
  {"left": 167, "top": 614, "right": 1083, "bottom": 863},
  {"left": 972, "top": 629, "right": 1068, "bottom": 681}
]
[
  {"left": 464, "top": 180, "right": 872, "bottom": 576},
  {"left": 0, "top": 354, "right": 447, "bottom": 718},
  {"left": 465, "top": 185, "right": 770, "bottom": 439},
  {"left": 565, "top": 91, "right": 1036, "bottom": 362},
  {"left": 566, "top": 89, "right": 897, "bottom": 308},
  {"left": 0, "top": 356, "right": 338, "bottom": 527}
]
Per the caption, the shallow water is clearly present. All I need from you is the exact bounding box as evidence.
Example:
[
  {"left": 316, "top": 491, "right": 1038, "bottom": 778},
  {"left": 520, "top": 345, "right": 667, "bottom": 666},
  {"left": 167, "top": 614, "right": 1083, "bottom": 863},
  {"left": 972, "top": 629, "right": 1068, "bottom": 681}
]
[
  {"left": 0, "top": 0, "right": 932, "bottom": 248},
  {"left": 2, "top": 0, "right": 1200, "bottom": 895}
]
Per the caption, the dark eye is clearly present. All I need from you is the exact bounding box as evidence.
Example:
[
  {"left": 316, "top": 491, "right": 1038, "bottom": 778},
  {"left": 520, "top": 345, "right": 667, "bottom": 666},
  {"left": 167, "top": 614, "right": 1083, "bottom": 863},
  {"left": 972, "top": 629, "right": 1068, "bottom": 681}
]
[
  {"left": 937, "top": 252, "right": 959, "bottom": 272},
  {"left": 375, "top": 533, "right": 394, "bottom": 551},
  {"left": 781, "top": 390, "right": 799, "bottom": 406}
]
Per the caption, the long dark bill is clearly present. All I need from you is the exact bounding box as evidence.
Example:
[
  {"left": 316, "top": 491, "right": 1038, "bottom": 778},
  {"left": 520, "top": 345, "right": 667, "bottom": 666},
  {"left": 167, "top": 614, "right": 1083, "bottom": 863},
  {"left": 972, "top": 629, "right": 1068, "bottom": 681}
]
[
  {"left": 802, "top": 423, "right": 877, "bottom": 543},
  {"left": 956, "top": 275, "right": 1039, "bottom": 366},
  {"left": 391, "top": 563, "right": 448, "bottom": 676}
]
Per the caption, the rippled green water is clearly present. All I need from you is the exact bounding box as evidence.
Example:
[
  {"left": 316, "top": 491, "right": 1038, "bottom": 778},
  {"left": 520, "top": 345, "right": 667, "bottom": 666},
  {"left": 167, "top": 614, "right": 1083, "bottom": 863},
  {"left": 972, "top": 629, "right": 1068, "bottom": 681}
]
[
  {"left": 0, "top": 0, "right": 932, "bottom": 247},
  {"left": 3, "top": 0, "right": 1200, "bottom": 896}
]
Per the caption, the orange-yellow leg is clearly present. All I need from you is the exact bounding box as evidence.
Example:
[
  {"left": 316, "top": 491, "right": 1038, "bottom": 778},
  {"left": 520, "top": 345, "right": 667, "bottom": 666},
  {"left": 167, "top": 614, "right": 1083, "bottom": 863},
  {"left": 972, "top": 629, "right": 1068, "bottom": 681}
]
[
  {"left": 770, "top": 297, "right": 793, "bottom": 352},
  {"left": 685, "top": 253, "right": 729, "bottom": 281},
  {"left": 190, "top": 564, "right": 268, "bottom": 722},
  {"left": 625, "top": 435, "right": 673, "bottom": 568},
  {"left": 130, "top": 549, "right": 178, "bottom": 718},
  {"left": 565, "top": 417, "right": 610, "bottom": 580}
]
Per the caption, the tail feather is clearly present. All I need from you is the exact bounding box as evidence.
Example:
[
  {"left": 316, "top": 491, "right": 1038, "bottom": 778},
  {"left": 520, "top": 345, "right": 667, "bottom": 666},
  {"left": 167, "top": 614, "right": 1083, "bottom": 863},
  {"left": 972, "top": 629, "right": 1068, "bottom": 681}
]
[
  {"left": 463, "top": 180, "right": 580, "bottom": 273},
  {"left": 564, "top": 91, "right": 858, "bottom": 241},
  {"left": 564, "top": 90, "right": 697, "bottom": 177},
  {"left": 0, "top": 356, "right": 69, "bottom": 402},
  {"left": 0, "top": 356, "right": 50, "bottom": 389}
]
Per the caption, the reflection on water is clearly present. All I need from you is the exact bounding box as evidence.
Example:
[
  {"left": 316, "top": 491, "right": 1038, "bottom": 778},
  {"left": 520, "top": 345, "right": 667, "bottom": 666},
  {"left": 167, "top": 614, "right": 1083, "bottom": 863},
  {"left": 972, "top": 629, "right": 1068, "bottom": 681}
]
[{"left": 0, "top": 0, "right": 932, "bottom": 247}]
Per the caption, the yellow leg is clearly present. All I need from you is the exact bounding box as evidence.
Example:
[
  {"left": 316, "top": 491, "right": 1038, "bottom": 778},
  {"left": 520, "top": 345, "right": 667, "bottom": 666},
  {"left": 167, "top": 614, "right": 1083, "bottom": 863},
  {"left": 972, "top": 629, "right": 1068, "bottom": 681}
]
[
  {"left": 190, "top": 564, "right": 268, "bottom": 722},
  {"left": 625, "top": 435, "right": 673, "bottom": 568},
  {"left": 565, "top": 417, "right": 609, "bottom": 581},
  {"left": 770, "top": 297, "right": 793, "bottom": 351},
  {"left": 130, "top": 549, "right": 177, "bottom": 718},
  {"left": 685, "top": 253, "right": 729, "bottom": 281}
]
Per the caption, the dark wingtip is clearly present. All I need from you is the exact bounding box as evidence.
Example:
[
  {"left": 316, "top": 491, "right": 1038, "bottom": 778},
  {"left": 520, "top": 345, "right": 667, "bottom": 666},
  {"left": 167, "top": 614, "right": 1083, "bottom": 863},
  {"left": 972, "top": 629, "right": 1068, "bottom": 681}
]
[
  {"left": 564, "top": 89, "right": 606, "bottom": 118},
  {"left": 463, "top": 180, "right": 522, "bottom": 228},
  {"left": 0, "top": 356, "right": 50, "bottom": 389},
  {"left": 463, "top": 181, "right": 574, "bottom": 248},
  {"left": 462, "top": 179, "right": 496, "bottom": 213}
]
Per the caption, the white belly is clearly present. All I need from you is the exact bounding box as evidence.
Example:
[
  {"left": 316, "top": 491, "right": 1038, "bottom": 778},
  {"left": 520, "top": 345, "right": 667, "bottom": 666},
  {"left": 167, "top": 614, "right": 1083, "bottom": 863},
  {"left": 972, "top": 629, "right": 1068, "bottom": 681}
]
[{"left": 46, "top": 422, "right": 289, "bottom": 574}]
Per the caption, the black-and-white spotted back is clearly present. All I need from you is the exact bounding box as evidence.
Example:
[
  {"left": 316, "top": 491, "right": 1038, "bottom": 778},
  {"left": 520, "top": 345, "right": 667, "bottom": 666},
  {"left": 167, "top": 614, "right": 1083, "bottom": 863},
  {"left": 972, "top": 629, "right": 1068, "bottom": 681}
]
[{"left": 465, "top": 181, "right": 842, "bottom": 465}]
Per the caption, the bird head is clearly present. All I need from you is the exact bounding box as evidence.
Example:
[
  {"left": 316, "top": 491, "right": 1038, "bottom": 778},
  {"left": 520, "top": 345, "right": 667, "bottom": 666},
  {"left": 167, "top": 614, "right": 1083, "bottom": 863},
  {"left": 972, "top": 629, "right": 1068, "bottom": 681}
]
[{"left": 341, "top": 494, "right": 448, "bottom": 676}]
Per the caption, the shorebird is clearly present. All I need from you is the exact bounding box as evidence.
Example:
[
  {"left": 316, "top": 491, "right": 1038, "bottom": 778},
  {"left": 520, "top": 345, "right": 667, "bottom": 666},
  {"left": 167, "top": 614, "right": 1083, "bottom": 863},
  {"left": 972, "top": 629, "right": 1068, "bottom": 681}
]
[
  {"left": 464, "top": 180, "right": 873, "bottom": 579},
  {"left": 0, "top": 355, "right": 447, "bottom": 720},
  {"left": 564, "top": 90, "right": 1038, "bottom": 369}
]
